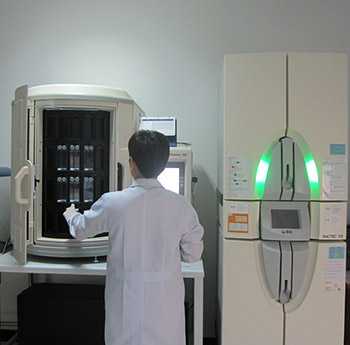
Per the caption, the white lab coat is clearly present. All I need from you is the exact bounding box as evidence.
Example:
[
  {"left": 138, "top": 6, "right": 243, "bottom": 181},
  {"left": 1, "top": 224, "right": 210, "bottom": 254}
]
[{"left": 66, "top": 178, "right": 204, "bottom": 345}]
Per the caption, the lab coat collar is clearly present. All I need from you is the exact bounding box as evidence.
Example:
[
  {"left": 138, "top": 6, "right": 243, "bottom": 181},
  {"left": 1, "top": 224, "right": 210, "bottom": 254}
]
[{"left": 132, "top": 178, "right": 163, "bottom": 190}]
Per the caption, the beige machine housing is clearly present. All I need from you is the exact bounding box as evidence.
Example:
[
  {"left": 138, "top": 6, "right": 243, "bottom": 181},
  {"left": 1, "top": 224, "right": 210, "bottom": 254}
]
[
  {"left": 218, "top": 53, "right": 348, "bottom": 345},
  {"left": 11, "top": 84, "right": 143, "bottom": 264}
]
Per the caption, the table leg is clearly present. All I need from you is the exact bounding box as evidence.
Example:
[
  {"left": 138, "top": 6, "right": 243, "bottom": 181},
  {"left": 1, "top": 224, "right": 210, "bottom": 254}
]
[
  {"left": 193, "top": 276, "right": 203, "bottom": 345},
  {"left": 0, "top": 274, "right": 18, "bottom": 344}
]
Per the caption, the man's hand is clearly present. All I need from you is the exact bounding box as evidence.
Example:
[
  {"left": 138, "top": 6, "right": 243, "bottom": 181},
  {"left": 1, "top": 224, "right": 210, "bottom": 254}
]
[{"left": 63, "top": 204, "right": 79, "bottom": 222}]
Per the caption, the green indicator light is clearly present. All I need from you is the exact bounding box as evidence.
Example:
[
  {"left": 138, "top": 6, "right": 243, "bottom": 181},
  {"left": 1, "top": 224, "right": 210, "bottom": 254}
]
[
  {"left": 255, "top": 158, "right": 270, "bottom": 198},
  {"left": 304, "top": 153, "right": 320, "bottom": 198},
  {"left": 305, "top": 159, "right": 318, "bottom": 184},
  {"left": 256, "top": 159, "right": 269, "bottom": 183}
]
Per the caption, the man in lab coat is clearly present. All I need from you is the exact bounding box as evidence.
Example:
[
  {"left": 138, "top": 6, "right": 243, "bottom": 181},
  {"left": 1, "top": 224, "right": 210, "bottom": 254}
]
[{"left": 63, "top": 130, "right": 204, "bottom": 345}]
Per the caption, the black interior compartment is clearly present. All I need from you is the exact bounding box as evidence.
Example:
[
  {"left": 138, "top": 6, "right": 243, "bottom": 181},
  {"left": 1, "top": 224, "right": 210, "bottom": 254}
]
[
  {"left": 42, "top": 109, "right": 110, "bottom": 238},
  {"left": 17, "top": 283, "right": 105, "bottom": 345}
]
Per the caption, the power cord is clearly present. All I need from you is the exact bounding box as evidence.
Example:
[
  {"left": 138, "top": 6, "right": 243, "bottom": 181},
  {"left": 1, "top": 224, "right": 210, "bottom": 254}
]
[{"left": 1, "top": 237, "right": 11, "bottom": 255}]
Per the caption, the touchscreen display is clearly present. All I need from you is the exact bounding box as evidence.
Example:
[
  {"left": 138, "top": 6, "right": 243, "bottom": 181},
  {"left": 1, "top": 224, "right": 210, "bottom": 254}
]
[
  {"left": 271, "top": 209, "right": 300, "bottom": 229},
  {"left": 158, "top": 167, "right": 180, "bottom": 194}
]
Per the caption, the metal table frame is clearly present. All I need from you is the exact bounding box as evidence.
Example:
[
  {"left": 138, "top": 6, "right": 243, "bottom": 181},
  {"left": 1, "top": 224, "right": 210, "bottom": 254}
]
[{"left": 0, "top": 253, "right": 204, "bottom": 345}]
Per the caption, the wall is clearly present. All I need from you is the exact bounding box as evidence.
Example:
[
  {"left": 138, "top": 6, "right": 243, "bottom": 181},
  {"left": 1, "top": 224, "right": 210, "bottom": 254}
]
[{"left": 1, "top": 0, "right": 350, "bottom": 337}]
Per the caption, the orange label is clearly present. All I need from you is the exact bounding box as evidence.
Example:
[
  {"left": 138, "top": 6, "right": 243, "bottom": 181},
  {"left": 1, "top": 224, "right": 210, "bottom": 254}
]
[{"left": 228, "top": 213, "right": 248, "bottom": 233}]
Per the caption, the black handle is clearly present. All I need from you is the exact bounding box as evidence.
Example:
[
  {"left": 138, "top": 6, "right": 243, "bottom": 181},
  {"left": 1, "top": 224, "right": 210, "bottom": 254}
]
[{"left": 117, "top": 163, "right": 123, "bottom": 191}]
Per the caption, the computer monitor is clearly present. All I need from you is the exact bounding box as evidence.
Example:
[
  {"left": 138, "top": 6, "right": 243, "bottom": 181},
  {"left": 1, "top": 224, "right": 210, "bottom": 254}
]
[{"left": 157, "top": 146, "right": 192, "bottom": 201}]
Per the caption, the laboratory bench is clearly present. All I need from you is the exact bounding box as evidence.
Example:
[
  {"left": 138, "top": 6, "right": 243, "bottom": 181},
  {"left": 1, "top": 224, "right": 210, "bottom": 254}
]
[{"left": 0, "top": 253, "right": 204, "bottom": 345}]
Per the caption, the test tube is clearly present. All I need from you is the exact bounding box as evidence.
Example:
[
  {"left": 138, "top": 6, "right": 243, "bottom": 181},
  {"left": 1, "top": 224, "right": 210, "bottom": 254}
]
[
  {"left": 69, "top": 176, "right": 80, "bottom": 202},
  {"left": 57, "top": 177, "right": 68, "bottom": 203},
  {"left": 84, "top": 145, "right": 94, "bottom": 171},
  {"left": 70, "top": 145, "right": 80, "bottom": 171},
  {"left": 74, "top": 177, "right": 80, "bottom": 202},
  {"left": 57, "top": 145, "right": 68, "bottom": 171},
  {"left": 84, "top": 177, "right": 94, "bottom": 202}
]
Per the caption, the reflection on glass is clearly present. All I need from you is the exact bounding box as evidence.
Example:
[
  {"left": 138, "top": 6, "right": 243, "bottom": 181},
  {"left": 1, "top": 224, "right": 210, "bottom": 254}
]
[
  {"left": 57, "top": 145, "right": 68, "bottom": 171},
  {"left": 57, "top": 177, "right": 68, "bottom": 203},
  {"left": 70, "top": 145, "right": 80, "bottom": 171},
  {"left": 69, "top": 176, "right": 80, "bottom": 202},
  {"left": 84, "top": 177, "right": 94, "bottom": 202},
  {"left": 84, "top": 145, "right": 94, "bottom": 171}
]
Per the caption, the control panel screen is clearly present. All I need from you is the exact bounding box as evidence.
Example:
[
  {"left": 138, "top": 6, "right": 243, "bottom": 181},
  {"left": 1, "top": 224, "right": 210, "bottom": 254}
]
[
  {"left": 158, "top": 167, "right": 180, "bottom": 194},
  {"left": 158, "top": 161, "right": 185, "bottom": 195},
  {"left": 271, "top": 209, "right": 300, "bottom": 229}
]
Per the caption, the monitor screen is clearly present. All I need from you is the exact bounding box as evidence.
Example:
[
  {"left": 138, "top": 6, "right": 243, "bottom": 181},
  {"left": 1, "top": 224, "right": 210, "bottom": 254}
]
[
  {"left": 157, "top": 161, "right": 185, "bottom": 195},
  {"left": 271, "top": 209, "right": 300, "bottom": 229},
  {"left": 158, "top": 167, "right": 180, "bottom": 194}
]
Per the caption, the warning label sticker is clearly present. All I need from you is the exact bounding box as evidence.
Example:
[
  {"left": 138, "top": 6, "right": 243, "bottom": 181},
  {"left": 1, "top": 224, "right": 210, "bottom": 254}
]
[
  {"left": 228, "top": 213, "right": 248, "bottom": 232},
  {"left": 324, "top": 246, "right": 345, "bottom": 292},
  {"left": 227, "top": 202, "right": 249, "bottom": 233},
  {"left": 322, "top": 159, "right": 347, "bottom": 200}
]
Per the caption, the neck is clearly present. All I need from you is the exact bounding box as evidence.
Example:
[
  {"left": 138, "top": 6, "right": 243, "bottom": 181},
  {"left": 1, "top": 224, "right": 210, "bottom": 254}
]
[{"left": 133, "top": 174, "right": 144, "bottom": 180}]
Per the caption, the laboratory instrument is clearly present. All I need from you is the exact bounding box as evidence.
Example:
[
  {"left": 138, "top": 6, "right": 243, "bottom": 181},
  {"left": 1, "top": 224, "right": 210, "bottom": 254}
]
[
  {"left": 218, "top": 53, "right": 348, "bottom": 345},
  {"left": 11, "top": 84, "right": 143, "bottom": 263},
  {"left": 11, "top": 85, "right": 194, "bottom": 264}
]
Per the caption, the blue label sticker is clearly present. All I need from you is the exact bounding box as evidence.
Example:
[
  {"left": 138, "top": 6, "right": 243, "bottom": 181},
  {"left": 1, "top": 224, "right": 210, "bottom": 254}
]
[
  {"left": 329, "top": 246, "right": 345, "bottom": 259},
  {"left": 330, "top": 144, "right": 346, "bottom": 155}
]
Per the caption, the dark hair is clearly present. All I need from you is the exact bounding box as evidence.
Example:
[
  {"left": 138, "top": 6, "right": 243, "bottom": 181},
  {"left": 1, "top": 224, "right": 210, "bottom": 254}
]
[{"left": 128, "top": 130, "right": 170, "bottom": 178}]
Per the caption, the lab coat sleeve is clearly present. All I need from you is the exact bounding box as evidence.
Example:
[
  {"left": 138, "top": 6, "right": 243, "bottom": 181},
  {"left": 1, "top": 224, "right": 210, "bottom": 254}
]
[
  {"left": 180, "top": 204, "right": 204, "bottom": 263},
  {"left": 67, "top": 195, "right": 109, "bottom": 240}
]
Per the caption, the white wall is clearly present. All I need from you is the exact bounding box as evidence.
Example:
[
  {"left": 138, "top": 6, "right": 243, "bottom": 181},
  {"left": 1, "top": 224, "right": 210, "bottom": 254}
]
[{"left": 1, "top": 0, "right": 350, "bottom": 337}]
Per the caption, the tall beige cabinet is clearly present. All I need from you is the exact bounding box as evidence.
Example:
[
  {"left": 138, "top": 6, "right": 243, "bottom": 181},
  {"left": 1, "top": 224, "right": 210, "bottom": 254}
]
[{"left": 218, "top": 53, "right": 348, "bottom": 345}]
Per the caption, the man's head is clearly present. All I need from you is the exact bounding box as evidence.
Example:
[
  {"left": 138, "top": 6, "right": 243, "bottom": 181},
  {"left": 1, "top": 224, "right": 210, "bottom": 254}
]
[{"left": 128, "top": 130, "right": 170, "bottom": 179}]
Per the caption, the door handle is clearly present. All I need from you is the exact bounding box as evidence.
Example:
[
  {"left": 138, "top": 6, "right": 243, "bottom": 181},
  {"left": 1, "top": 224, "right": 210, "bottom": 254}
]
[
  {"left": 117, "top": 162, "right": 123, "bottom": 191},
  {"left": 279, "top": 241, "right": 292, "bottom": 304},
  {"left": 14, "top": 160, "right": 34, "bottom": 209},
  {"left": 279, "top": 279, "right": 291, "bottom": 304},
  {"left": 283, "top": 164, "right": 293, "bottom": 190}
]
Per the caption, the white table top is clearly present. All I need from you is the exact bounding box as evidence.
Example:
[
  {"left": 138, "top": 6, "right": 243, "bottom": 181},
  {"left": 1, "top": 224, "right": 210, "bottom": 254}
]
[{"left": 0, "top": 252, "right": 204, "bottom": 278}]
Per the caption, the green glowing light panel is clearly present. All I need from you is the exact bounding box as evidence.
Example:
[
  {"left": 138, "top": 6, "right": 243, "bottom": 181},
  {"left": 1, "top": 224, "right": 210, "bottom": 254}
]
[
  {"left": 255, "top": 157, "right": 270, "bottom": 198},
  {"left": 255, "top": 147, "right": 320, "bottom": 199}
]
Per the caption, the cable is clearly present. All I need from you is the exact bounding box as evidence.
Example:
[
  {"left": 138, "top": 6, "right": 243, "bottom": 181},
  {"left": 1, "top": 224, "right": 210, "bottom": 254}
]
[
  {"left": 283, "top": 304, "right": 286, "bottom": 345},
  {"left": 285, "top": 55, "right": 289, "bottom": 137}
]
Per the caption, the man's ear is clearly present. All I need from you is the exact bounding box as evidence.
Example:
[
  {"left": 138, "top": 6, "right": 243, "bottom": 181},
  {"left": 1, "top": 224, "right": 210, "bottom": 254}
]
[
  {"left": 129, "top": 158, "right": 135, "bottom": 175},
  {"left": 129, "top": 158, "right": 139, "bottom": 179}
]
